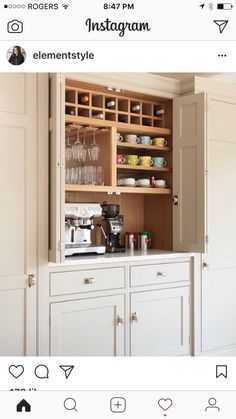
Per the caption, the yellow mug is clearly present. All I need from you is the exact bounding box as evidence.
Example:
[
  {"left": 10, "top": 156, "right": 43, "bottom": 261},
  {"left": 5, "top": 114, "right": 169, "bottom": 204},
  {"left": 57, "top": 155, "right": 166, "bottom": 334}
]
[
  {"left": 126, "top": 155, "right": 139, "bottom": 165},
  {"left": 139, "top": 156, "right": 153, "bottom": 167},
  {"left": 152, "top": 137, "right": 167, "bottom": 147}
]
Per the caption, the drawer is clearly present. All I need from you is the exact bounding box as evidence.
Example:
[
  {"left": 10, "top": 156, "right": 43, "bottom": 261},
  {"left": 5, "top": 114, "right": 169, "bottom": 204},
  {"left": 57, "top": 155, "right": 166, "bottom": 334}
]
[
  {"left": 130, "top": 262, "right": 190, "bottom": 287},
  {"left": 50, "top": 267, "right": 125, "bottom": 296}
]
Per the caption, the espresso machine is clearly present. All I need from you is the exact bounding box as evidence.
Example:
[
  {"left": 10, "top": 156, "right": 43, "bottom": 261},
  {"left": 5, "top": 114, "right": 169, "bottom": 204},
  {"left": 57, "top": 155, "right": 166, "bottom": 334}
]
[
  {"left": 100, "top": 202, "right": 125, "bottom": 253},
  {"left": 65, "top": 203, "right": 106, "bottom": 256}
]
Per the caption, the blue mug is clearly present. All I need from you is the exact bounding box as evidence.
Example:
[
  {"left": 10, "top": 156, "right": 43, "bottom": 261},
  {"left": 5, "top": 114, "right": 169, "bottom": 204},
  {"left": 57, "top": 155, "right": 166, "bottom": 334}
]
[
  {"left": 153, "top": 157, "right": 167, "bottom": 167},
  {"left": 139, "top": 136, "right": 152, "bottom": 145}
]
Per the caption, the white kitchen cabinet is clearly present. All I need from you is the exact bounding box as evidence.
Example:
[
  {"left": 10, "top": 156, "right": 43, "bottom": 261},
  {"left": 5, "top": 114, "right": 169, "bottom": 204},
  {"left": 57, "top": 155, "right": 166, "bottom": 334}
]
[
  {"left": 46, "top": 258, "right": 191, "bottom": 357},
  {"left": 174, "top": 91, "right": 236, "bottom": 355},
  {"left": 46, "top": 73, "right": 236, "bottom": 357},
  {"left": 197, "top": 97, "right": 236, "bottom": 355},
  {"left": 130, "top": 287, "right": 190, "bottom": 356},
  {"left": 50, "top": 294, "right": 125, "bottom": 356},
  {"left": 0, "top": 74, "right": 38, "bottom": 355}
]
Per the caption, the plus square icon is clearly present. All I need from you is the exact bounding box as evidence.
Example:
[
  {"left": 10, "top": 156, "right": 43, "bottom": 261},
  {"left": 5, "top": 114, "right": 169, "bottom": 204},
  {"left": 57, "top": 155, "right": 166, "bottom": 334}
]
[{"left": 110, "top": 397, "right": 126, "bottom": 413}]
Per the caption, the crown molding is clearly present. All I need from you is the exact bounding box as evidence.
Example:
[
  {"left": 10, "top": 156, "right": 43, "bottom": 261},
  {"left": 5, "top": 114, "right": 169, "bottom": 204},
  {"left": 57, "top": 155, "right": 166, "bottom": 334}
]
[
  {"left": 61, "top": 72, "right": 236, "bottom": 101},
  {"left": 63, "top": 72, "right": 181, "bottom": 99},
  {"left": 194, "top": 76, "right": 236, "bottom": 101}
]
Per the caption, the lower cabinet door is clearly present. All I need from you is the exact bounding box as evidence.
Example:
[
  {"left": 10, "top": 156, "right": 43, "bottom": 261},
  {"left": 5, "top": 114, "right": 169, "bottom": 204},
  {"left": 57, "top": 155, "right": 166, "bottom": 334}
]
[
  {"left": 50, "top": 295, "right": 125, "bottom": 356},
  {"left": 130, "top": 287, "right": 190, "bottom": 356},
  {"left": 0, "top": 279, "right": 36, "bottom": 356}
]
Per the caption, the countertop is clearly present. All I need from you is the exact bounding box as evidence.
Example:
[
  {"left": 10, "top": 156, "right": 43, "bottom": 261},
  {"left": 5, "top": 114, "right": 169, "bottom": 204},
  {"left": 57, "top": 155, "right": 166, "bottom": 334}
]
[{"left": 49, "top": 249, "right": 194, "bottom": 267}]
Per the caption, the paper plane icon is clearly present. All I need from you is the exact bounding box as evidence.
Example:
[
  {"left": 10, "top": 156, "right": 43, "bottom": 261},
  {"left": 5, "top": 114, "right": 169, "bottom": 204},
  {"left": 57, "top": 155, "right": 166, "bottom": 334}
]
[
  {"left": 199, "top": 3, "right": 205, "bottom": 8},
  {"left": 214, "top": 20, "right": 229, "bottom": 33},
  {"left": 59, "top": 365, "right": 74, "bottom": 379}
]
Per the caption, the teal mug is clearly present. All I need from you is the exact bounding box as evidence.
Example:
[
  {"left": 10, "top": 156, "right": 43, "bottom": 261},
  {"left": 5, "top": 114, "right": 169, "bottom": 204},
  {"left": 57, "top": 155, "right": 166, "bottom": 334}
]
[
  {"left": 139, "top": 136, "right": 152, "bottom": 145},
  {"left": 153, "top": 157, "right": 167, "bottom": 168}
]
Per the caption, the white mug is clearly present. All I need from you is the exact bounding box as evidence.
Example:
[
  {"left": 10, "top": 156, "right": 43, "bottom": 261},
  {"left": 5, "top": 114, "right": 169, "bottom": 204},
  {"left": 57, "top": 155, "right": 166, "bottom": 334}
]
[
  {"left": 154, "top": 179, "right": 166, "bottom": 188},
  {"left": 125, "top": 134, "right": 140, "bottom": 144}
]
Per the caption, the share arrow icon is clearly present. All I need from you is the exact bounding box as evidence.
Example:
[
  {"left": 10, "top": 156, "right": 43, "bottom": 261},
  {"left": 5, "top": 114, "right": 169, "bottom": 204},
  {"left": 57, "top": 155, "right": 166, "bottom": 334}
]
[
  {"left": 59, "top": 365, "right": 74, "bottom": 379},
  {"left": 214, "top": 19, "right": 229, "bottom": 33}
]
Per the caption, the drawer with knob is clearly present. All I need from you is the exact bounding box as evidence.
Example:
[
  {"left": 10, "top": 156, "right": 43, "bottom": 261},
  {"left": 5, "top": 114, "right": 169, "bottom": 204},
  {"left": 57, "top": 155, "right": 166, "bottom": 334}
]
[
  {"left": 130, "top": 262, "right": 190, "bottom": 288},
  {"left": 50, "top": 267, "right": 125, "bottom": 296}
]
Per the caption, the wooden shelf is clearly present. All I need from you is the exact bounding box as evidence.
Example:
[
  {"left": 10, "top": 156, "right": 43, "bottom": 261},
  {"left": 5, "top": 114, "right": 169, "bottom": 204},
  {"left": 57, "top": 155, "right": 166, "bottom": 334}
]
[
  {"left": 65, "top": 115, "right": 171, "bottom": 136},
  {"left": 117, "top": 164, "right": 170, "bottom": 172},
  {"left": 65, "top": 184, "right": 114, "bottom": 193},
  {"left": 117, "top": 142, "right": 171, "bottom": 152},
  {"left": 115, "top": 186, "right": 171, "bottom": 194},
  {"left": 65, "top": 184, "right": 171, "bottom": 195}
]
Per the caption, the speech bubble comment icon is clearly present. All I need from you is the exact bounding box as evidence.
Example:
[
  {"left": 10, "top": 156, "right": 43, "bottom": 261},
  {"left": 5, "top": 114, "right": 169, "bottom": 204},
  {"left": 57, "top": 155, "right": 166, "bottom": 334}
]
[{"left": 34, "top": 364, "right": 49, "bottom": 379}]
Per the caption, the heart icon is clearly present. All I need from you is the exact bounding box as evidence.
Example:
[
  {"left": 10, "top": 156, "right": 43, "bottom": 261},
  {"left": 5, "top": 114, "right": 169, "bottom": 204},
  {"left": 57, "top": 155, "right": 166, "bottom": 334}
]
[
  {"left": 158, "top": 398, "right": 173, "bottom": 411},
  {"left": 9, "top": 365, "right": 24, "bottom": 379}
]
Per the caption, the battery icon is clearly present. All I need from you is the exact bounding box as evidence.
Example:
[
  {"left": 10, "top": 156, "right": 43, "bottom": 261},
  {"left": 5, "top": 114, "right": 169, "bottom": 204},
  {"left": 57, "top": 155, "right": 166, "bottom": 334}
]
[{"left": 217, "top": 3, "right": 233, "bottom": 9}]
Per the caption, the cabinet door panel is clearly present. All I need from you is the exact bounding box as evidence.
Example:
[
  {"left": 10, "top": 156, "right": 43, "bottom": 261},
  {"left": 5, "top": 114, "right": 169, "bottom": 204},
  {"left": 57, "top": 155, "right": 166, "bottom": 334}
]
[
  {"left": 130, "top": 288, "right": 190, "bottom": 356},
  {"left": 50, "top": 295, "right": 125, "bottom": 356},
  {"left": 202, "top": 267, "right": 236, "bottom": 353},
  {"left": 207, "top": 100, "right": 236, "bottom": 262},
  {"left": 173, "top": 92, "right": 206, "bottom": 253},
  {"left": 0, "top": 285, "right": 26, "bottom": 355},
  {"left": 49, "top": 73, "right": 65, "bottom": 263},
  {"left": 0, "top": 74, "right": 37, "bottom": 355}
]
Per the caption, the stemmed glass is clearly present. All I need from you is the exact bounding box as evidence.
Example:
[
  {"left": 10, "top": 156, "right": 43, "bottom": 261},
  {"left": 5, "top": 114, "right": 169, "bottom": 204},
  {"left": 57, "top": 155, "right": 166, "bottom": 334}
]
[
  {"left": 65, "top": 134, "right": 73, "bottom": 162},
  {"left": 89, "top": 131, "right": 100, "bottom": 161},
  {"left": 72, "top": 129, "right": 83, "bottom": 161},
  {"left": 80, "top": 134, "right": 88, "bottom": 163}
]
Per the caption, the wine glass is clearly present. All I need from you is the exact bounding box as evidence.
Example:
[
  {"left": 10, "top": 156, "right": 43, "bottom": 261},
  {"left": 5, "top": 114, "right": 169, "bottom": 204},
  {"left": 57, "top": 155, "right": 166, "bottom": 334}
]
[
  {"left": 65, "top": 134, "right": 73, "bottom": 162},
  {"left": 72, "top": 130, "right": 83, "bottom": 161},
  {"left": 80, "top": 134, "right": 88, "bottom": 163},
  {"left": 90, "top": 131, "right": 100, "bottom": 161}
]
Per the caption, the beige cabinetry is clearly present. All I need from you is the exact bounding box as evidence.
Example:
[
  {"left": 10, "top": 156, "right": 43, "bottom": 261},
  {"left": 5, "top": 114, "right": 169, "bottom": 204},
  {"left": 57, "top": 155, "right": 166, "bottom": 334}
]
[
  {"left": 47, "top": 73, "right": 236, "bottom": 357},
  {"left": 48, "top": 257, "right": 191, "bottom": 356},
  {"left": 50, "top": 294, "right": 125, "bottom": 356},
  {"left": 196, "top": 96, "right": 236, "bottom": 356},
  {"left": 0, "top": 74, "right": 38, "bottom": 355},
  {"left": 130, "top": 287, "right": 190, "bottom": 356},
  {"left": 49, "top": 264, "right": 126, "bottom": 356},
  {"left": 129, "top": 260, "right": 190, "bottom": 356},
  {"left": 174, "top": 90, "right": 236, "bottom": 355}
]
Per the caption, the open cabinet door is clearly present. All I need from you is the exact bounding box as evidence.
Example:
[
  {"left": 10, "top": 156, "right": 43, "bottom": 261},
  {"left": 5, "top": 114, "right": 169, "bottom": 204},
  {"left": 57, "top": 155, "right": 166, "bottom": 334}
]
[
  {"left": 49, "top": 73, "right": 65, "bottom": 262},
  {"left": 173, "top": 92, "right": 207, "bottom": 253}
]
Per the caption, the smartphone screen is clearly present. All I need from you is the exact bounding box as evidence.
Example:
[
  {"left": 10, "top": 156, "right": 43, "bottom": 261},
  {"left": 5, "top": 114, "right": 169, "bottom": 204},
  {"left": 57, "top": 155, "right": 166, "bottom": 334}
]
[{"left": 0, "top": 0, "right": 236, "bottom": 417}]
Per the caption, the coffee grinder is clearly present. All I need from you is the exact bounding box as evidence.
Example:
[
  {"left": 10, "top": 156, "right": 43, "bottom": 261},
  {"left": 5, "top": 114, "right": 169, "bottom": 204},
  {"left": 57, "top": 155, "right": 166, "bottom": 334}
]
[{"left": 100, "top": 202, "right": 126, "bottom": 253}]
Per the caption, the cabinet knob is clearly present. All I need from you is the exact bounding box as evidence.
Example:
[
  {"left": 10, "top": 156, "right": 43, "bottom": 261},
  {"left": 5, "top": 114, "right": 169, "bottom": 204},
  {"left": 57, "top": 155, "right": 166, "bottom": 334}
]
[
  {"left": 131, "top": 312, "right": 139, "bottom": 323},
  {"left": 84, "top": 277, "right": 95, "bottom": 284},
  {"left": 157, "top": 272, "right": 167, "bottom": 277},
  {"left": 28, "top": 274, "right": 36, "bottom": 288},
  {"left": 203, "top": 262, "right": 210, "bottom": 269},
  {"left": 173, "top": 195, "right": 179, "bottom": 206},
  {"left": 116, "top": 315, "right": 124, "bottom": 326}
]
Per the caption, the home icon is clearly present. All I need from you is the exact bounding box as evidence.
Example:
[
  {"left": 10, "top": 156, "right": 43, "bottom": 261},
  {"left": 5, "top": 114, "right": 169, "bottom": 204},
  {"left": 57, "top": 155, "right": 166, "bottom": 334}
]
[{"left": 16, "top": 399, "right": 31, "bottom": 412}]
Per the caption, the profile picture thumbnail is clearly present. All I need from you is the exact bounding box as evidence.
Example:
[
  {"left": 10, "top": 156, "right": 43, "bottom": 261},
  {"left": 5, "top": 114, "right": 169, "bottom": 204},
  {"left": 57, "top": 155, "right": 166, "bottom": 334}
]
[{"left": 7, "top": 46, "right": 26, "bottom": 66}]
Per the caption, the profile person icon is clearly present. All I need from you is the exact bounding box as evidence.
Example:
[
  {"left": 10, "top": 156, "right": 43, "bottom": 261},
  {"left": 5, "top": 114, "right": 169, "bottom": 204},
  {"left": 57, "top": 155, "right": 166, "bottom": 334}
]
[
  {"left": 205, "top": 397, "right": 220, "bottom": 412},
  {"left": 7, "top": 46, "right": 26, "bottom": 66}
]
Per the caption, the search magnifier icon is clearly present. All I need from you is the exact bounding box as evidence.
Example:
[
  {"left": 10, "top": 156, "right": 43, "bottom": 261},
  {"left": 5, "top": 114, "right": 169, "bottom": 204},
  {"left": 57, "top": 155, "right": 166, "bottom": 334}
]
[{"left": 64, "top": 398, "right": 77, "bottom": 411}]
